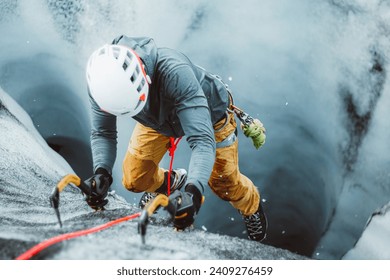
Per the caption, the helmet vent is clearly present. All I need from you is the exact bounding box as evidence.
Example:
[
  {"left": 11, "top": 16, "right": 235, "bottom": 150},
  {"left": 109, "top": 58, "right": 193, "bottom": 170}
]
[
  {"left": 122, "top": 61, "right": 128, "bottom": 71},
  {"left": 126, "top": 50, "right": 133, "bottom": 60},
  {"left": 112, "top": 46, "right": 120, "bottom": 59},
  {"left": 130, "top": 71, "right": 138, "bottom": 83},
  {"left": 134, "top": 99, "right": 143, "bottom": 111},
  {"left": 137, "top": 79, "right": 145, "bottom": 93}
]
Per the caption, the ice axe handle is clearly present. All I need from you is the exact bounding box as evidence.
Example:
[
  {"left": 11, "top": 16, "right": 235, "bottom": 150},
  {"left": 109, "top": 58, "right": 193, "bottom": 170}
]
[{"left": 165, "top": 198, "right": 177, "bottom": 217}]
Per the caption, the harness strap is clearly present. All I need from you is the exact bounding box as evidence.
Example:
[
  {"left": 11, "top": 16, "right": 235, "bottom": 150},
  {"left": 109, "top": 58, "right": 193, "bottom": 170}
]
[
  {"left": 216, "top": 129, "right": 237, "bottom": 149},
  {"left": 167, "top": 137, "right": 182, "bottom": 196}
]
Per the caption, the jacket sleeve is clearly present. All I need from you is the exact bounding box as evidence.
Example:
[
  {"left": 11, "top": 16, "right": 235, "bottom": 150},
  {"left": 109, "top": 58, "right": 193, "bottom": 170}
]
[
  {"left": 168, "top": 66, "right": 216, "bottom": 194},
  {"left": 89, "top": 90, "right": 118, "bottom": 174}
]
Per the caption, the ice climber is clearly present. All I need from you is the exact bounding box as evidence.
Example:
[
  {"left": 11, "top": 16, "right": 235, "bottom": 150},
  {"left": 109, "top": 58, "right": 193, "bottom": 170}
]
[{"left": 84, "top": 35, "right": 268, "bottom": 241}]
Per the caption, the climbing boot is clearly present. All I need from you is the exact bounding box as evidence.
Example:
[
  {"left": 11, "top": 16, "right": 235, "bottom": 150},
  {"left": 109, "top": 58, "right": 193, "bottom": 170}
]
[
  {"left": 240, "top": 201, "right": 267, "bottom": 242},
  {"left": 138, "top": 168, "right": 187, "bottom": 209}
]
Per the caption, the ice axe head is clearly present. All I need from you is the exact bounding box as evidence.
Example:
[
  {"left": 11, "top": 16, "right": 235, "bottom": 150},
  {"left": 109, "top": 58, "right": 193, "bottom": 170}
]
[{"left": 137, "top": 194, "right": 172, "bottom": 244}]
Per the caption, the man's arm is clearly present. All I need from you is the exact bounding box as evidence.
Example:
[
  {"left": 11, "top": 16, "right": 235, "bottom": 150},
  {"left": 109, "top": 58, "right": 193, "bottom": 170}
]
[
  {"left": 164, "top": 65, "right": 216, "bottom": 229},
  {"left": 89, "top": 90, "right": 118, "bottom": 175},
  {"left": 177, "top": 106, "right": 215, "bottom": 194},
  {"left": 168, "top": 66, "right": 216, "bottom": 194}
]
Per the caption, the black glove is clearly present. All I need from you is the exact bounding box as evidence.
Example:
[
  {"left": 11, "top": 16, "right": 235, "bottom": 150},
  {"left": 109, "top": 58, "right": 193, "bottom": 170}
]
[
  {"left": 169, "top": 184, "right": 202, "bottom": 230},
  {"left": 84, "top": 168, "right": 113, "bottom": 210}
]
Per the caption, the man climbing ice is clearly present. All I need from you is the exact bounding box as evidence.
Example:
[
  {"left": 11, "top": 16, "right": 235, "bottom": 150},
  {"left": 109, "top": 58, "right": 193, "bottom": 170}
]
[{"left": 84, "top": 35, "right": 267, "bottom": 241}]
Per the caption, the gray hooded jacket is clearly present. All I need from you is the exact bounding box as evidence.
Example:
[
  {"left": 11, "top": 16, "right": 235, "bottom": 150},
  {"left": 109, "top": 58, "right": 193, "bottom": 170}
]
[{"left": 90, "top": 35, "right": 230, "bottom": 193}]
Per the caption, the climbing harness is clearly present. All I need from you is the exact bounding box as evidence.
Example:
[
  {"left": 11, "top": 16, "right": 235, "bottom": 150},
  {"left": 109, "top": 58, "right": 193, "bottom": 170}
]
[
  {"left": 214, "top": 104, "right": 266, "bottom": 150},
  {"left": 216, "top": 90, "right": 266, "bottom": 150},
  {"left": 216, "top": 130, "right": 237, "bottom": 149},
  {"left": 231, "top": 104, "right": 255, "bottom": 127},
  {"left": 231, "top": 104, "right": 266, "bottom": 150}
]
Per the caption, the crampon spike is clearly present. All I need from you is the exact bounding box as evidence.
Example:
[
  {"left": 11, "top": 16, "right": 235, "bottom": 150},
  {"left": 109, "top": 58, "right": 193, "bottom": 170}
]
[
  {"left": 137, "top": 194, "right": 176, "bottom": 244},
  {"left": 49, "top": 187, "right": 62, "bottom": 227}
]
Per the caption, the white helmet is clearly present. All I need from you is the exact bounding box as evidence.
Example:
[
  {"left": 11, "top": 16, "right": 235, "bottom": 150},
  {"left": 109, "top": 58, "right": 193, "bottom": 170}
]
[{"left": 86, "top": 44, "right": 151, "bottom": 116}]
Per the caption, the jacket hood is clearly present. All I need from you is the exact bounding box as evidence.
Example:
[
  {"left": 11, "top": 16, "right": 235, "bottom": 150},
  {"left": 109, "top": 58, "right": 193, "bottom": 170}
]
[{"left": 112, "top": 35, "right": 158, "bottom": 80}]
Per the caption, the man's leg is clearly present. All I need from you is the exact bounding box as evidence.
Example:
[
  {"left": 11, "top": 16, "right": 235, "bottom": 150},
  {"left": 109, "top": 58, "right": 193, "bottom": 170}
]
[
  {"left": 122, "top": 122, "right": 169, "bottom": 193},
  {"left": 209, "top": 113, "right": 260, "bottom": 214},
  {"left": 209, "top": 112, "right": 266, "bottom": 241},
  {"left": 209, "top": 141, "right": 260, "bottom": 216}
]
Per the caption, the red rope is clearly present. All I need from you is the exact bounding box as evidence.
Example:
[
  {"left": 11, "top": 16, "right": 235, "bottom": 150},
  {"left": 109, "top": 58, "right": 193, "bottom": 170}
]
[
  {"left": 16, "top": 212, "right": 141, "bottom": 260},
  {"left": 167, "top": 137, "right": 182, "bottom": 196}
]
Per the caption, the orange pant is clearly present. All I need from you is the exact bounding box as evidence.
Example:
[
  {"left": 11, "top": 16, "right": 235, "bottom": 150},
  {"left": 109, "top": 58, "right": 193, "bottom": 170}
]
[{"left": 122, "top": 113, "right": 260, "bottom": 215}]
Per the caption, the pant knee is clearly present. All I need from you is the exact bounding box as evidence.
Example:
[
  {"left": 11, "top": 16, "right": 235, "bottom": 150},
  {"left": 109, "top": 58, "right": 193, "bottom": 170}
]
[
  {"left": 122, "top": 152, "right": 164, "bottom": 192},
  {"left": 209, "top": 173, "right": 260, "bottom": 214},
  {"left": 209, "top": 172, "right": 242, "bottom": 201}
]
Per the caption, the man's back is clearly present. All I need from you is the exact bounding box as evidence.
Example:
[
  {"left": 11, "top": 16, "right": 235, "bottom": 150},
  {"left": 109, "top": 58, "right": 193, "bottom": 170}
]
[{"left": 114, "top": 35, "right": 229, "bottom": 137}]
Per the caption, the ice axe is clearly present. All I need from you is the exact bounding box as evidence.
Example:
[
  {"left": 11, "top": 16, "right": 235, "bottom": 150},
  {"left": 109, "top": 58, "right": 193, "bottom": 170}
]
[
  {"left": 137, "top": 194, "right": 177, "bottom": 244},
  {"left": 49, "top": 174, "right": 93, "bottom": 227}
]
